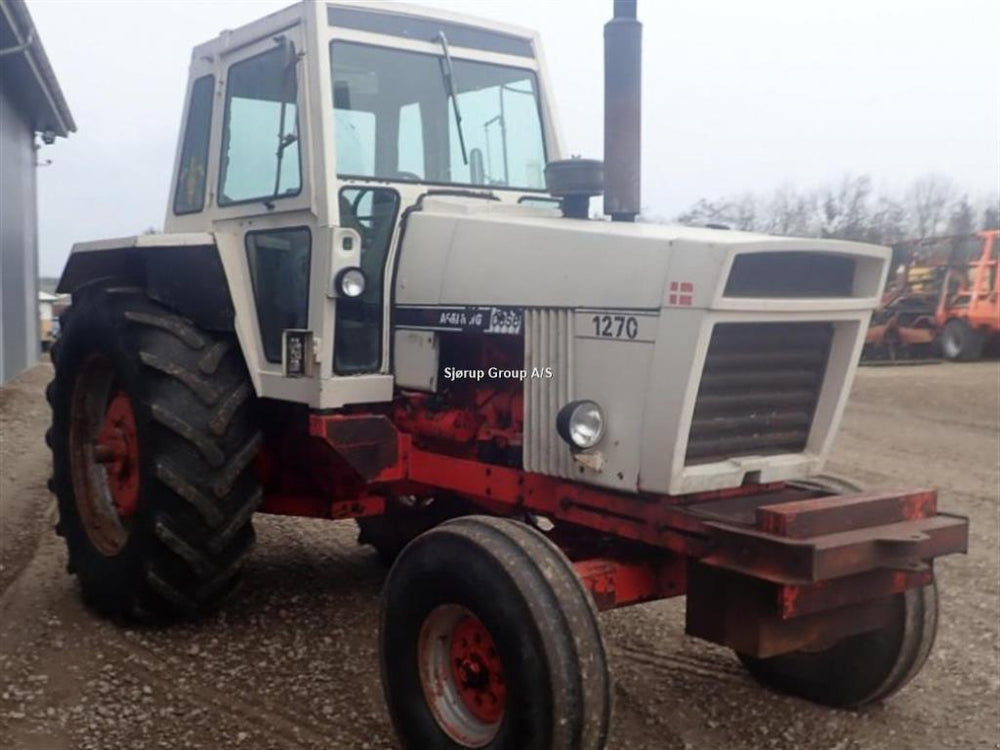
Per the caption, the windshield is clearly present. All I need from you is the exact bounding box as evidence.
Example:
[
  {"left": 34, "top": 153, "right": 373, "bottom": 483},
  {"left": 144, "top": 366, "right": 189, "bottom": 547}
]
[{"left": 330, "top": 41, "right": 547, "bottom": 191}]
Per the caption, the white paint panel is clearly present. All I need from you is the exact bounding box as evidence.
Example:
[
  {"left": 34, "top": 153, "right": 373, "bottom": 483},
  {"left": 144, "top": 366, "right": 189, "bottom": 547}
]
[{"left": 393, "top": 329, "right": 439, "bottom": 392}]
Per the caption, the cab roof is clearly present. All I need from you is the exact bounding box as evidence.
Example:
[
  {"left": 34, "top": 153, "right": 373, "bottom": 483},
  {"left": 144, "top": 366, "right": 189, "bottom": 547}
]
[{"left": 191, "top": 0, "right": 538, "bottom": 61}]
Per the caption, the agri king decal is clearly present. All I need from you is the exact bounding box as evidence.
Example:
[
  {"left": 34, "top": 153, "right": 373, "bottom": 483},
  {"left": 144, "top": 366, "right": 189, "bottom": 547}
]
[{"left": 395, "top": 305, "right": 523, "bottom": 336}]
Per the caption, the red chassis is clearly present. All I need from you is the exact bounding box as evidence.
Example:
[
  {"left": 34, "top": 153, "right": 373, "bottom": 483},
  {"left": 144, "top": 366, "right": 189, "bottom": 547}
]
[{"left": 257, "top": 413, "right": 967, "bottom": 659}]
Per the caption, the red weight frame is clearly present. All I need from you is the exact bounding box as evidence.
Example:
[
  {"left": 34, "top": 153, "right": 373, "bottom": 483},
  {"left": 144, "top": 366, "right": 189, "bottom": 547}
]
[{"left": 254, "top": 413, "right": 967, "bottom": 656}]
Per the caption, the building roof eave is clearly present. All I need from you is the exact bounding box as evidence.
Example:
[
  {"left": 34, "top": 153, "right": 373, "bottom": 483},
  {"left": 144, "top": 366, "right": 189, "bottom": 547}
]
[{"left": 0, "top": 0, "right": 76, "bottom": 138}]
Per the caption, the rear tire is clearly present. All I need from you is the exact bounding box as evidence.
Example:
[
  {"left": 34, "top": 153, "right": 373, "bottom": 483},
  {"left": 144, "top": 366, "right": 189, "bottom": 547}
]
[
  {"left": 47, "top": 284, "right": 262, "bottom": 620},
  {"left": 940, "top": 319, "right": 985, "bottom": 361},
  {"left": 737, "top": 582, "right": 938, "bottom": 708},
  {"left": 379, "top": 516, "right": 611, "bottom": 750}
]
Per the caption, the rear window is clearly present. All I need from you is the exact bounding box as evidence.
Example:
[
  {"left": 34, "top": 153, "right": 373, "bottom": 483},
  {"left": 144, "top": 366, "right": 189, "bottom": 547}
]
[{"left": 173, "top": 75, "right": 214, "bottom": 215}]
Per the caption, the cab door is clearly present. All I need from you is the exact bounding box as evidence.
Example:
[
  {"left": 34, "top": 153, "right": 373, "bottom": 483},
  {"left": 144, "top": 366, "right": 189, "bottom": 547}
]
[{"left": 209, "top": 25, "right": 317, "bottom": 397}]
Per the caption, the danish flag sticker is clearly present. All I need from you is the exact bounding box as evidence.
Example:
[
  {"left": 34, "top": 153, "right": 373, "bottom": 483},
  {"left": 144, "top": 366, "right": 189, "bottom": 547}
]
[{"left": 668, "top": 281, "right": 694, "bottom": 306}]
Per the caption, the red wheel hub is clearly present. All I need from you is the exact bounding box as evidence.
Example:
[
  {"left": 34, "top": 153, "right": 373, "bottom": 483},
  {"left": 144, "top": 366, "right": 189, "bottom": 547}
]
[
  {"left": 448, "top": 614, "right": 506, "bottom": 724},
  {"left": 94, "top": 391, "right": 140, "bottom": 518}
]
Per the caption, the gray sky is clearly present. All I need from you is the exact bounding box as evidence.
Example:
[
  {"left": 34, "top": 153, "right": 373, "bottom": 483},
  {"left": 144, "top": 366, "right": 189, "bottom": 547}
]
[{"left": 29, "top": 0, "right": 999, "bottom": 276}]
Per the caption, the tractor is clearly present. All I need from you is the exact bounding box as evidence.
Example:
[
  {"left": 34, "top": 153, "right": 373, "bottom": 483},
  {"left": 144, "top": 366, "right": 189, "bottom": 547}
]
[{"left": 47, "top": 2, "right": 968, "bottom": 748}]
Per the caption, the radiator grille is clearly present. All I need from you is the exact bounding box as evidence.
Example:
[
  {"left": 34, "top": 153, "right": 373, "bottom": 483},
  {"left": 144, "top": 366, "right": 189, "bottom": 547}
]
[
  {"left": 523, "top": 309, "right": 576, "bottom": 477},
  {"left": 686, "top": 322, "right": 833, "bottom": 464}
]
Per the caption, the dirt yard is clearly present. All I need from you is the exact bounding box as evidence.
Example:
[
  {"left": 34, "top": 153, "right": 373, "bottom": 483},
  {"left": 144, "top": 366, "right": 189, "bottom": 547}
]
[{"left": 2, "top": 362, "right": 997, "bottom": 750}]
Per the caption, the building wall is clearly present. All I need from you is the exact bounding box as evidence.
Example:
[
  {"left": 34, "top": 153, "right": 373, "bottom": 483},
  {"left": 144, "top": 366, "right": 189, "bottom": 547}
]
[{"left": 0, "top": 81, "right": 39, "bottom": 384}]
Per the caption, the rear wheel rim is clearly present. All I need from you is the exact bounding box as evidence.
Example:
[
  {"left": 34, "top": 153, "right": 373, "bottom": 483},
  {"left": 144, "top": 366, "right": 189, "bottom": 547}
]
[
  {"left": 941, "top": 326, "right": 961, "bottom": 358},
  {"left": 417, "top": 604, "right": 505, "bottom": 747},
  {"left": 69, "top": 355, "right": 139, "bottom": 556}
]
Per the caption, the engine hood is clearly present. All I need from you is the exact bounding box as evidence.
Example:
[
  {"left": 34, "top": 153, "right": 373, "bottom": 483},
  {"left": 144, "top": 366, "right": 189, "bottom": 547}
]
[{"left": 394, "top": 197, "right": 888, "bottom": 311}]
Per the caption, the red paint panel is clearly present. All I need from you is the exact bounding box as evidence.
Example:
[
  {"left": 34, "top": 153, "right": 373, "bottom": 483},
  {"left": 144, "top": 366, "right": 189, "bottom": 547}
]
[
  {"left": 704, "top": 514, "right": 967, "bottom": 584},
  {"left": 331, "top": 495, "right": 386, "bottom": 520},
  {"left": 399, "top": 442, "right": 783, "bottom": 553},
  {"left": 260, "top": 493, "right": 332, "bottom": 518},
  {"left": 778, "top": 566, "right": 934, "bottom": 619},
  {"left": 757, "top": 489, "right": 937, "bottom": 538},
  {"left": 574, "top": 557, "right": 687, "bottom": 610}
]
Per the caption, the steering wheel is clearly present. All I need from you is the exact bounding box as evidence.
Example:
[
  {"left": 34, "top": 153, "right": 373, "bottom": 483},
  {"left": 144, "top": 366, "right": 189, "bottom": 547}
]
[
  {"left": 390, "top": 171, "right": 422, "bottom": 182},
  {"left": 350, "top": 187, "right": 372, "bottom": 221},
  {"left": 347, "top": 188, "right": 377, "bottom": 246}
]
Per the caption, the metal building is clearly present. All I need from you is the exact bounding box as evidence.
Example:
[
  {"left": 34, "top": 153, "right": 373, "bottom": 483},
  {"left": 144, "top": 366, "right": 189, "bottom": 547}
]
[{"left": 0, "top": 0, "right": 74, "bottom": 383}]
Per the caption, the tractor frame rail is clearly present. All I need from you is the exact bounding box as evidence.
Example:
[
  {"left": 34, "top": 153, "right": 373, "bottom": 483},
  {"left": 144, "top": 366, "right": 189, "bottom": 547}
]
[{"left": 256, "top": 413, "right": 969, "bottom": 658}]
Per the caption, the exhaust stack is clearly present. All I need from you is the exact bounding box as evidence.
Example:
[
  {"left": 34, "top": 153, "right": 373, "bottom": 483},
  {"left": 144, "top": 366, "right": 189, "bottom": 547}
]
[{"left": 603, "top": 0, "right": 642, "bottom": 222}]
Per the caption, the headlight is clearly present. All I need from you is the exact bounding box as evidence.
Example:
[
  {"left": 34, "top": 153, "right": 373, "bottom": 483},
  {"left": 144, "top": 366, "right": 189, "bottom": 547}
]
[
  {"left": 334, "top": 267, "right": 366, "bottom": 298},
  {"left": 556, "top": 400, "right": 605, "bottom": 450}
]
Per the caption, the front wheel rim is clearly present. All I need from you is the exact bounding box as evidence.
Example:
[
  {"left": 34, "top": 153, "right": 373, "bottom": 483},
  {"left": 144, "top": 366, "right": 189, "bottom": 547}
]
[
  {"left": 417, "top": 604, "right": 506, "bottom": 747},
  {"left": 941, "top": 328, "right": 961, "bottom": 358}
]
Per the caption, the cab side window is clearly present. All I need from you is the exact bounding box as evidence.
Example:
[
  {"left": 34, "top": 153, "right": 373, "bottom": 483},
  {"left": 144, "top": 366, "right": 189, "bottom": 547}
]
[
  {"left": 219, "top": 46, "right": 301, "bottom": 205},
  {"left": 334, "top": 188, "right": 399, "bottom": 374},
  {"left": 173, "top": 75, "right": 214, "bottom": 215}
]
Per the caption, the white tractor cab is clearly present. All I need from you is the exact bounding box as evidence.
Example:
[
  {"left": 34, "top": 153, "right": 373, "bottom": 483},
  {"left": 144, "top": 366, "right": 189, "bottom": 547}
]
[
  {"left": 50, "top": 3, "right": 966, "bottom": 748},
  {"left": 66, "top": 1, "right": 564, "bottom": 404}
]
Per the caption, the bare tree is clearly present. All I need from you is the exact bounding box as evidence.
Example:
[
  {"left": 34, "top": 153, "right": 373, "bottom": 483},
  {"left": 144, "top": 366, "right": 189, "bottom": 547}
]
[
  {"left": 946, "top": 196, "right": 976, "bottom": 237},
  {"left": 674, "top": 172, "right": 984, "bottom": 246},
  {"left": 981, "top": 199, "right": 999, "bottom": 231},
  {"left": 675, "top": 194, "right": 760, "bottom": 231},
  {"left": 905, "top": 174, "right": 956, "bottom": 240},
  {"left": 761, "top": 185, "right": 818, "bottom": 237},
  {"left": 820, "top": 175, "right": 872, "bottom": 240},
  {"left": 864, "top": 196, "right": 908, "bottom": 245}
]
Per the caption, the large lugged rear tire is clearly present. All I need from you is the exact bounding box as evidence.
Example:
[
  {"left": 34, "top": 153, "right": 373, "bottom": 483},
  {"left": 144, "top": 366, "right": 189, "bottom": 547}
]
[
  {"left": 380, "top": 516, "right": 611, "bottom": 750},
  {"left": 737, "top": 582, "right": 938, "bottom": 708},
  {"left": 47, "top": 284, "right": 262, "bottom": 620}
]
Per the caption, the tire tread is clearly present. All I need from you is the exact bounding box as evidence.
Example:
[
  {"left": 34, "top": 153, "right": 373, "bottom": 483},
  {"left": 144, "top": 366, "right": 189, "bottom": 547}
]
[{"left": 48, "top": 286, "right": 261, "bottom": 621}]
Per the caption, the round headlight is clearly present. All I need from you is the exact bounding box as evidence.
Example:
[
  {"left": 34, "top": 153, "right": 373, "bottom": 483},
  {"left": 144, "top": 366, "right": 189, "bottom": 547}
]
[
  {"left": 335, "top": 267, "right": 366, "bottom": 298},
  {"left": 556, "top": 400, "right": 605, "bottom": 450}
]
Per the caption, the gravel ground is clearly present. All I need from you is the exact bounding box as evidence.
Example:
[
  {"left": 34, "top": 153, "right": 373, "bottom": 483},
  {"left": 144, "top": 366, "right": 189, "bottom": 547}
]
[{"left": 1, "top": 362, "right": 997, "bottom": 750}]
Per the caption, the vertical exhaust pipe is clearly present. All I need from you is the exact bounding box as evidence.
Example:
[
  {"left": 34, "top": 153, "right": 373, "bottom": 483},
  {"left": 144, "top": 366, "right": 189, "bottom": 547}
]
[{"left": 604, "top": 0, "right": 642, "bottom": 222}]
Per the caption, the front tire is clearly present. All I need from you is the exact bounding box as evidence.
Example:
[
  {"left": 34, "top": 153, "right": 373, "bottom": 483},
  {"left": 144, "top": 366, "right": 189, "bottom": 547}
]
[
  {"left": 379, "top": 516, "right": 611, "bottom": 750},
  {"left": 47, "top": 284, "right": 262, "bottom": 620},
  {"left": 737, "top": 582, "right": 938, "bottom": 708},
  {"left": 741, "top": 473, "right": 938, "bottom": 707}
]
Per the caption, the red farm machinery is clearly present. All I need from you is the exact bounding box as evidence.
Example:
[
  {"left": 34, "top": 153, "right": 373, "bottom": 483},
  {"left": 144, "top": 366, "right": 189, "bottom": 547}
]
[{"left": 864, "top": 229, "right": 999, "bottom": 361}]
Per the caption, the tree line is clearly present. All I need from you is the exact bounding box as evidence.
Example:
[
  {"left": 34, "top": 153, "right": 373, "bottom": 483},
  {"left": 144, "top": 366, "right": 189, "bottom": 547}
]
[{"left": 665, "top": 173, "right": 998, "bottom": 247}]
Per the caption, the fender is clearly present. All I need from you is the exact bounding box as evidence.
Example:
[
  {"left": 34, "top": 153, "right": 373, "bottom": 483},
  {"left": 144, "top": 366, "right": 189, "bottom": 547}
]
[{"left": 57, "top": 232, "right": 234, "bottom": 332}]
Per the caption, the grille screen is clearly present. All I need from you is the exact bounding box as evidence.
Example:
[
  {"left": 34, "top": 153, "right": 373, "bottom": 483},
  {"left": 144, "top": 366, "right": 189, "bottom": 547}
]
[
  {"left": 686, "top": 322, "right": 833, "bottom": 464},
  {"left": 725, "top": 253, "right": 855, "bottom": 297}
]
